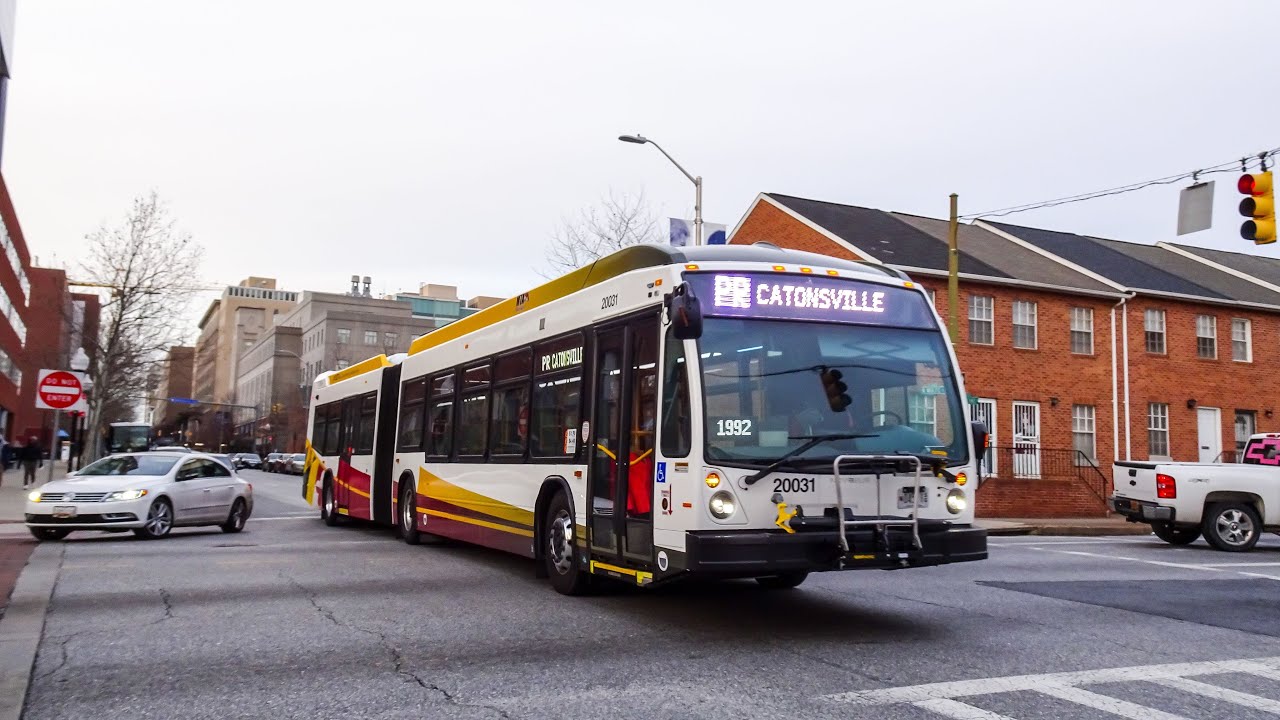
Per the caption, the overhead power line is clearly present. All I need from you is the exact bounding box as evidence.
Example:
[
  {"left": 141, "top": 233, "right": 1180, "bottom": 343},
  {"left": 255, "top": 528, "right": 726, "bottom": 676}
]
[{"left": 960, "top": 146, "right": 1280, "bottom": 221}]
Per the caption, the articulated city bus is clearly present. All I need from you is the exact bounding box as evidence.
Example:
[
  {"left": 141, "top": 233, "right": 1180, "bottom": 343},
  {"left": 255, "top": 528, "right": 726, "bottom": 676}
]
[{"left": 303, "top": 243, "right": 988, "bottom": 594}]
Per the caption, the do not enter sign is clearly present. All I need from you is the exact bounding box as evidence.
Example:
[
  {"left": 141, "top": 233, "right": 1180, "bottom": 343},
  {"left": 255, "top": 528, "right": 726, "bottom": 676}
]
[{"left": 36, "top": 369, "right": 84, "bottom": 410}]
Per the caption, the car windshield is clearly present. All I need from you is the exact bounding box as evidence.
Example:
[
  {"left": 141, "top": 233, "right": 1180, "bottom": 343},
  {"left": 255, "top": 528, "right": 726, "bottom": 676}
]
[
  {"left": 698, "top": 318, "right": 967, "bottom": 467},
  {"left": 78, "top": 455, "right": 181, "bottom": 476}
]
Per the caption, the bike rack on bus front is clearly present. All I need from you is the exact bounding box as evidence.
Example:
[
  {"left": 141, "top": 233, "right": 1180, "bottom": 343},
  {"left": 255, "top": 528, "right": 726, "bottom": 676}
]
[{"left": 831, "top": 454, "right": 924, "bottom": 563}]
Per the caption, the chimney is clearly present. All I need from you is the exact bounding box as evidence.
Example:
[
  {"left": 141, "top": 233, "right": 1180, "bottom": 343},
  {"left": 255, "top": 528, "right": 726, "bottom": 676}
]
[
  {"left": 362, "top": 276, "right": 372, "bottom": 297},
  {"left": 349, "top": 275, "right": 360, "bottom": 296}
]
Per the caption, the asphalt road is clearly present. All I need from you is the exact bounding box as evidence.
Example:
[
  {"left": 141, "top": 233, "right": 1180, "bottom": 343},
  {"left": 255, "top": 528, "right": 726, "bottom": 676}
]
[{"left": 18, "top": 469, "right": 1280, "bottom": 720}]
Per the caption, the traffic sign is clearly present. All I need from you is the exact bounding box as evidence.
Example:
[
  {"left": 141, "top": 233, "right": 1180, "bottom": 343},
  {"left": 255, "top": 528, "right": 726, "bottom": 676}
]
[{"left": 36, "top": 369, "right": 85, "bottom": 411}]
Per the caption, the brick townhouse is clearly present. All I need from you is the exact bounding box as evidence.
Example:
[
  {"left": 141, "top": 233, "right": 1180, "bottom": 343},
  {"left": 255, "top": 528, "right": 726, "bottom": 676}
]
[{"left": 730, "top": 192, "right": 1280, "bottom": 518}]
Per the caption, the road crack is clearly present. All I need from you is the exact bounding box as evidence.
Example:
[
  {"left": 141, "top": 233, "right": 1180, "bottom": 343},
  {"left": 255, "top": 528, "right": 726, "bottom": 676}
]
[{"left": 279, "top": 572, "right": 512, "bottom": 719}]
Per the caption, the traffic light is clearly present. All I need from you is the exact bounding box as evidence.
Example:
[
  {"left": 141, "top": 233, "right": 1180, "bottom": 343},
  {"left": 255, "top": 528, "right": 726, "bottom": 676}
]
[
  {"left": 1239, "top": 171, "right": 1276, "bottom": 244},
  {"left": 819, "top": 367, "right": 851, "bottom": 412}
]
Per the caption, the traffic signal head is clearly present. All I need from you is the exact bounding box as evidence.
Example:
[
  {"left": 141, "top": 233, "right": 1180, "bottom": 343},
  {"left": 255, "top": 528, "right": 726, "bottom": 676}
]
[
  {"left": 818, "top": 367, "right": 851, "bottom": 413},
  {"left": 1239, "top": 171, "right": 1276, "bottom": 245}
]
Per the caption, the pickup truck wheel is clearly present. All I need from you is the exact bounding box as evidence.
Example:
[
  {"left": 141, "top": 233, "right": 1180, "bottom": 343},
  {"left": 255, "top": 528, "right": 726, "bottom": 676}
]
[
  {"left": 1151, "top": 522, "right": 1200, "bottom": 546},
  {"left": 1202, "top": 502, "right": 1261, "bottom": 552}
]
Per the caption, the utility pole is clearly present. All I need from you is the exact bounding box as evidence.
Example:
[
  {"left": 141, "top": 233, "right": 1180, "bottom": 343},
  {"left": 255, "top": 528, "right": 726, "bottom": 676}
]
[{"left": 947, "top": 193, "right": 960, "bottom": 343}]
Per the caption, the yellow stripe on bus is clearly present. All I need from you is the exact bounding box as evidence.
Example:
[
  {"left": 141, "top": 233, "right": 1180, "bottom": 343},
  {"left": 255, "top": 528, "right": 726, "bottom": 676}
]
[
  {"left": 325, "top": 354, "right": 392, "bottom": 385},
  {"left": 407, "top": 245, "right": 676, "bottom": 356},
  {"left": 590, "top": 561, "right": 654, "bottom": 585},
  {"left": 424, "top": 509, "right": 534, "bottom": 538},
  {"left": 416, "top": 467, "right": 535, "bottom": 528},
  {"left": 336, "top": 479, "right": 370, "bottom": 499}
]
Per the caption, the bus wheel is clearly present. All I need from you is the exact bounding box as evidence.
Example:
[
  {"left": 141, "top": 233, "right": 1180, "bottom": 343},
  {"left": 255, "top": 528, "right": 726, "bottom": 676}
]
[
  {"left": 544, "top": 491, "right": 589, "bottom": 596},
  {"left": 755, "top": 572, "right": 809, "bottom": 589},
  {"left": 400, "top": 481, "right": 421, "bottom": 545},
  {"left": 321, "top": 481, "right": 339, "bottom": 527}
]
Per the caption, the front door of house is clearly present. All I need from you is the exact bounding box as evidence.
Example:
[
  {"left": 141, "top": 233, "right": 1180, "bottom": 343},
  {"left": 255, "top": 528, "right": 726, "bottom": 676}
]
[
  {"left": 1012, "top": 401, "right": 1041, "bottom": 478},
  {"left": 1197, "top": 407, "right": 1222, "bottom": 463}
]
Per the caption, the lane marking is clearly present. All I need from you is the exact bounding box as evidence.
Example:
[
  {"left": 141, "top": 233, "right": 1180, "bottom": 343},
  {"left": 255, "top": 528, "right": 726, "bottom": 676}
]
[
  {"left": 823, "top": 656, "right": 1280, "bottom": 704},
  {"left": 1035, "top": 683, "right": 1190, "bottom": 720},
  {"left": 248, "top": 515, "right": 316, "bottom": 521},
  {"left": 1151, "top": 676, "right": 1280, "bottom": 713},
  {"left": 1031, "top": 547, "right": 1280, "bottom": 581},
  {"left": 913, "top": 698, "right": 1017, "bottom": 719},
  {"left": 1198, "top": 562, "right": 1280, "bottom": 567}
]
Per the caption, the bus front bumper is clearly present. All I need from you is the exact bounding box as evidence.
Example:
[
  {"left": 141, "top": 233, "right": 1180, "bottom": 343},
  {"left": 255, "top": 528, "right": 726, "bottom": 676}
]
[{"left": 683, "top": 523, "right": 987, "bottom": 576}]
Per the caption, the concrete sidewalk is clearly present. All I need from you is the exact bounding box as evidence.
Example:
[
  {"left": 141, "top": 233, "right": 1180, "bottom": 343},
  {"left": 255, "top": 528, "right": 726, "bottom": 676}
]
[
  {"left": 0, "top": 462, "right": 68, "bottom": 526},
  {"left": 976, "top": 516, "right": 1153, "bottom": 537}
]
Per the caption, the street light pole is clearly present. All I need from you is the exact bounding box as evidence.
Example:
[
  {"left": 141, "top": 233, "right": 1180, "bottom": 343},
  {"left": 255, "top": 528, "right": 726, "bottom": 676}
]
[{"left": 618, "top": 134, "right": 703, "bottom": 246}]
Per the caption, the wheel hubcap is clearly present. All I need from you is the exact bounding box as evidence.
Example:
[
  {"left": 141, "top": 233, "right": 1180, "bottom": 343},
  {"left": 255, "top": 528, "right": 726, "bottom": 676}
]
[
  {"left": 548, "top": 510, "right": 574, "bottom": 576},
  {"left": 324, "top": 486, "right": 334, "bottom": 515},
  {"left": 402, "top": 491, "right": 414, "bottom": 532},
  {"left": 231, "top": 504, "right": 244, "bottom": 527},
  {"left": 147, "top": 503, "right": 171, "bottom": 535},
  {"left": 1216, "top": 509, "right": 1255, "bottom": 545}
]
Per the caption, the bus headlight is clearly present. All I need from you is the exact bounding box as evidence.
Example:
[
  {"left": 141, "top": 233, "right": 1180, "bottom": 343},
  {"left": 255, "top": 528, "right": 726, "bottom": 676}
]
[
  {"left": 946, "top": 488, "right": 967, "bottom": 514},
  {"left": 709, "top": 491, "right": 736, "bottom": 519}
]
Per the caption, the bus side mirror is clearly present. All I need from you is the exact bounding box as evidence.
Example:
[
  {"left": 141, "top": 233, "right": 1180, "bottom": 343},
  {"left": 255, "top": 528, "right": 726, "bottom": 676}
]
[
  {"left": 971, "top": 421, "right": 989, "bottom": 464},
  {"left": 665, "top": 283, "right": 703, "bottom": 340}
]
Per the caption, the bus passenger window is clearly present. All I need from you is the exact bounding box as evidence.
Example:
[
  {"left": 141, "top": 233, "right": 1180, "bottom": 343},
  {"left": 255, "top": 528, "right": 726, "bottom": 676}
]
[
  {"left": 660, "top": 328, "right": 691, "bottom": 458},
  {"left": 532, "top": 374, "right": 581, "bottom": 457},
  {"left": 491, "top": 384, "right": 529, "bottom": 456},
  {"left": 428, "top": 373, "right": 456, "bottom": 458}
]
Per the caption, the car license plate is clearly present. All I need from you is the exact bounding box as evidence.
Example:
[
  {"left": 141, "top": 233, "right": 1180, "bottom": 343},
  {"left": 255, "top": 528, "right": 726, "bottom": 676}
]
[
  {"left": 52, "top": 505, "right": 77, "bottom": 519},
  {"left": 897, "top": 486, "right": 929, "bottom": 509}
]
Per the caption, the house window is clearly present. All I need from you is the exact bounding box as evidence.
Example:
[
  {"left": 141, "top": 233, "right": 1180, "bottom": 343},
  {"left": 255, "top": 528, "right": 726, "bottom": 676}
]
[
  {"left": 1196, "top": 315, "right": 1216, "bottom": 359},
  {"left": 1144, "top": 309, "right": 1165, "bottom": 354},
  {"left": 1072, "top": 404, "right": 1096, "bottom": 464},
  {"left": 1232, "top": 318, "right": 1252, "bottom": 362},
  {"left": 385, "top": 332, "right": 399, "bottom": 347},
  {"left": 1235, "top": 410, "right": 1257, "bottom": 456},
  {"left": 924, "top": 288, "right": 936, "bottom": 306},
  {"left": 1012, "top": 301, "right": 1037, "bottom": 349},
  {"left": 364, "top": 330, "right": 378, "bottom": 345},
  {"left": 336, "top": 328, "right": 350, "bottom": 344},
  {"left": 1148, "top": 403, "right": 1170, "bottom": 458},
  {"left": 1070, "top": 307, "right": 1093, "bottom": 355},
  {"left": 968, "top": 295, "right": 993, "bottom": 345}
]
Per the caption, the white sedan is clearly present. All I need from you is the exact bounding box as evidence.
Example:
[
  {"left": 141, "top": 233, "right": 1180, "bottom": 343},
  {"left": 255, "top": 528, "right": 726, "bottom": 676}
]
[{"left": 25, "top": 452, "right": 254, "bottom": 541}]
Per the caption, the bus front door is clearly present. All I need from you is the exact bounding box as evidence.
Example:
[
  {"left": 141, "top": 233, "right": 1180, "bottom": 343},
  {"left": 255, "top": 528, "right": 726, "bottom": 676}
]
[{"left": 588, "top": 314, "right": 658, "bottom": 567}]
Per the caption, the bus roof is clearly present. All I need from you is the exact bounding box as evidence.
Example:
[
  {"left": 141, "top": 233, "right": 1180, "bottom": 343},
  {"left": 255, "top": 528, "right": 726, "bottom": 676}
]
[
  {"left": 109, "top": 421, "right": 151, "bottom": 428},
  {"left": 407, "top": 242, "right": 900, "bottom": 356}
]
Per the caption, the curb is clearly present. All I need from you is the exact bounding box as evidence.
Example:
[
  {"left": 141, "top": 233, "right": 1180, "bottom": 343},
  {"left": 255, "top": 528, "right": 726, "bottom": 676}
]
[
  {"left": 982, "top": 524, "right": 1155, "bottom": 538},
  {"left": 0, "top": 542, "right": 62, "bottom": 720}
]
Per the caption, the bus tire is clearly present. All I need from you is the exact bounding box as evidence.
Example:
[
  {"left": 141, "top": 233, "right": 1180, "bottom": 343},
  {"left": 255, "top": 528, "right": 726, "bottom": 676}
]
[
  {"left": 400, "top": 479, "right": 421, "bottom": 545},
  {"left": 321, "top": 479, "right": 339, "bottom": 527},
  {"left": 755, "top": 572, "right": 809, "bottom": 589},
  {"left": 543, "top": 490, "right": 589, "bottom": 596}
]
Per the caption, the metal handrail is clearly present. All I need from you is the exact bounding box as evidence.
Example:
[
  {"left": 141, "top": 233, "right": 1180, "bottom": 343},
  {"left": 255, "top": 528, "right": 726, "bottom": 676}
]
[{"left": 831, "top": 454, "right": 924, "bottom": 558}]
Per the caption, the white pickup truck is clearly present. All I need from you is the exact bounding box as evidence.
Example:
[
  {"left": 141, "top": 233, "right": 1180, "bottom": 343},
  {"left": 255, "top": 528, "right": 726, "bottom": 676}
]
[{"left": 1111, "top": 432, "right": 1280, "bottom": 552}]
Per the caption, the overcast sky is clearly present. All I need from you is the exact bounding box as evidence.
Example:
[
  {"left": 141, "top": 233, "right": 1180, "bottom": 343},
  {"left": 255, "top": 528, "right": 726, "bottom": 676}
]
[{"left": 5, "top": 1, "right": 1278, "bottom": 336}]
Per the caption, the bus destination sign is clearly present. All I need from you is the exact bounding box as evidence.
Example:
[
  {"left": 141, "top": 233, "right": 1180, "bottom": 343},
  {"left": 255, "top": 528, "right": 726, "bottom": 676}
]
[{"left": 686, "top": 272, "right": 934, "bottom": 328}]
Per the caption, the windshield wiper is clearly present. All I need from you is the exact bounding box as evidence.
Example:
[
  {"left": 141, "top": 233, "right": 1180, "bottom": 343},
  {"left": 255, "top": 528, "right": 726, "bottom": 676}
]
[{"left": 743, "top": 434, "right": 877, "bottom": 485}]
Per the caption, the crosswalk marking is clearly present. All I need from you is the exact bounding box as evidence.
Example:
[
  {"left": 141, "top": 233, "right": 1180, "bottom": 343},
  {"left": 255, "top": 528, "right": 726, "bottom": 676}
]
[
  {"left": 1034, "top": 683, "right": 1190, "bottom": 720},
  {"left": 1152, "top": 676, "right": 1280, "bottom": 713},
  {"left": 913, "top": 698, "right": 1017, "bottom": 720},
  {"left": 823, "top": 655, "right": 1280, "bottom": 704}
]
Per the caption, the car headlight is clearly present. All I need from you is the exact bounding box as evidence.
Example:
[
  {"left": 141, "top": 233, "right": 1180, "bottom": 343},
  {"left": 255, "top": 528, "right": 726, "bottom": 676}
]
[
  {"left": 709, "top": 491, "right": 736, "bottom": 519},
  {"left": 946, "top": 488, "right": 967, "bottom": 514},
  {"left": 27, "top": 490, "right": 40, "bottom": 502},
  {"left": 105, "top": 489, "right": 149, "bottom": 502}
]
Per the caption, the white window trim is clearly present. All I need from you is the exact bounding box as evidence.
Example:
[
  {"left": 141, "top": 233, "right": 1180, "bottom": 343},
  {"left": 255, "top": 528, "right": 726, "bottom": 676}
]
[
  {"left": 1196, "top": 315, "right": 1217, "bottom": 360},
  {"left": 968, "top": 295, "right": 994, "bottom": 346},
  {"left": 1148, "top": 403, "right": 1171, "bottom": 460},
  {"left": 1232, "top": 318, "right": 1253, "bottom": 363},
  {"left": 1070, "top": 307, "right": 1094, "bottom": 355},
  {"left": 1012, "top": 300, "right": 1038, "bottom": 350}
]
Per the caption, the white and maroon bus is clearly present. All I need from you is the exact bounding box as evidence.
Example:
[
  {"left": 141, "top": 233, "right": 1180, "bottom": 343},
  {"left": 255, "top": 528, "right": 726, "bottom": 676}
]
[{"left": 304, "top": 243, "right": 988, "bottom": 594}]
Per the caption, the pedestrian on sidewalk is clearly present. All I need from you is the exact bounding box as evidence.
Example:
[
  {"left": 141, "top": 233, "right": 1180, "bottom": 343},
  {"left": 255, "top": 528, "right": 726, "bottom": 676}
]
[{"left": 20, "top": 436, "right": 42, "bottom": 489}]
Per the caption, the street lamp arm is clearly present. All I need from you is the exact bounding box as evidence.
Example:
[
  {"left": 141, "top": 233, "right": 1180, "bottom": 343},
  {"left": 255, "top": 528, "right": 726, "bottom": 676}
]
[{"left": 645, "top": 139, "right": 698, "bottom": 186}]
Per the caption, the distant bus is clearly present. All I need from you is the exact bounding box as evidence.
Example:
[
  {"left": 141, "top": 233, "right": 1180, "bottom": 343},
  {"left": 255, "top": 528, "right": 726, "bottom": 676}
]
[
  {"left": 304, "top": 244, "right": 989, "bottom": 594},
  {"left": 107, "top": 422, "right": 151, "bottom": 454}
]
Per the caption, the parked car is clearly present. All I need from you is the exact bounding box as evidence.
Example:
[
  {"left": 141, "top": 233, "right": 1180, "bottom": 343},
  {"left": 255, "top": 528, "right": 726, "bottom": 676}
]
[
  {"left": 232, "top": 453, "right": 262, "bottom": 470},
  {"left": 1112, "top": 432, "right": 1280, "bottom": 552},
  {"left": 265, "top": 452, "right": 286, "bottom": 472},
  {"left": 150, "top": 445, "right": 193, "bottom": 453},
  {"left": 25, "top": 452, "right": 253, "bottom": 541},
  {"left": 209, "top": 454, "right": 238, "bottom": 473},
  {"left": 285, "top": 453, "right": 306, "bottom": 474}
]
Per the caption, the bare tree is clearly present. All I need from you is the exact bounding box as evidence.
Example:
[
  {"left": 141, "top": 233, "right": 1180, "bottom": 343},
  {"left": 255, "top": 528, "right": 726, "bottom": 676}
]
[
  {"left": 543, "top": 191, "right": 661, "bottom": 276},
  {"left": 77, "top": 193, "right": 202, "bottom": 457}
]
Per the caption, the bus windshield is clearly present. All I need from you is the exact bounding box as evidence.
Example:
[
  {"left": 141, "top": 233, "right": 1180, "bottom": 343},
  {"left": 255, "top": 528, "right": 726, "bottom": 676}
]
[{"left": 699, "top": 317, "right": 967, "bottom": 467}]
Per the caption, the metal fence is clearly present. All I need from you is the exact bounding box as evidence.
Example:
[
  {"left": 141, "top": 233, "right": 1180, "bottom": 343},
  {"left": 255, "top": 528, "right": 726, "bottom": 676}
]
[{"left": 982, "top": 445, "right": 1110, "bottom": 502}]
